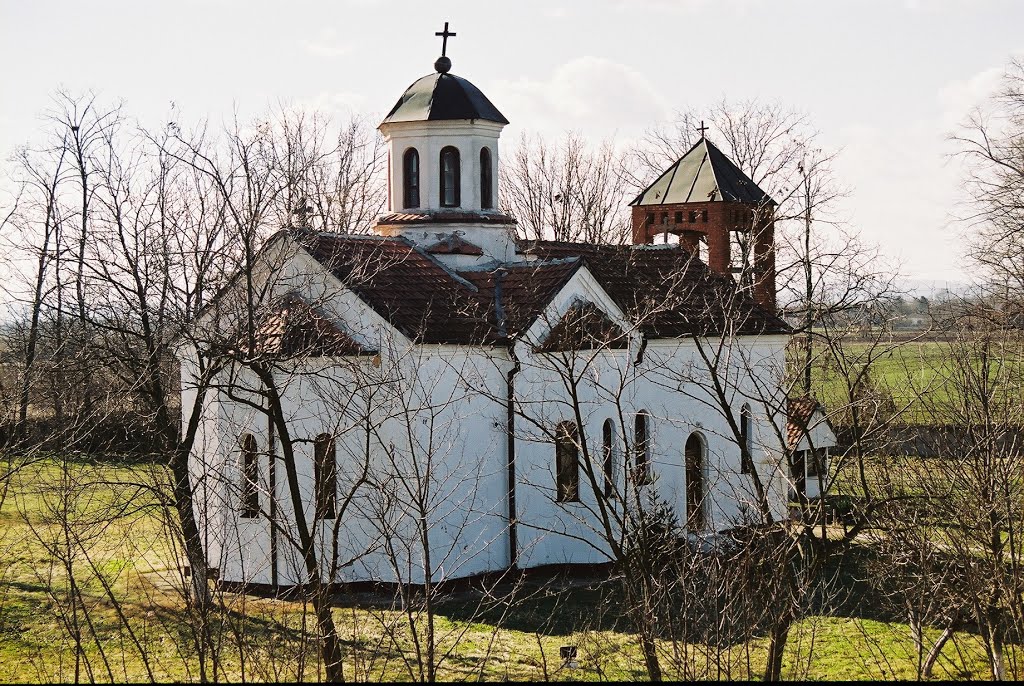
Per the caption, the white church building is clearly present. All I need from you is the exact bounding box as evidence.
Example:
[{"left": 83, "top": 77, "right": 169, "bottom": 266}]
[{"left": 181, "top": 36, "right": 814, "bottom": 588}]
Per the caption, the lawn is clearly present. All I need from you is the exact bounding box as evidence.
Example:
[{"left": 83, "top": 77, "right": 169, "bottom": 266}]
[
  {"left": 807, "top": 339, "right": 1024, "bottom": 425},
  {"left": 0, "top": 455, "right": 1013, "bottom": 681}
]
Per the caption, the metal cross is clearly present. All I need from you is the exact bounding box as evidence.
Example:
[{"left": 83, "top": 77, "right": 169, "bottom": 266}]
[
  {"left": 697, "top": 120, "right": 709, "bottom": 138},
  {"left": 292, "top": 197, "right": 313, "bottom": 227},
  {"left": 435, "top": 21, "right": 456, "bottom": 57}
]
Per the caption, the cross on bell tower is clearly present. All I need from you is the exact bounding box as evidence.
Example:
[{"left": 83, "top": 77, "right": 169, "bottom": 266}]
[
  {"left": 697, "top": 120, "right": 709, "bottom": 138},
  {"left": 292, "top": 197, "right": 314, "bottom": 229}
]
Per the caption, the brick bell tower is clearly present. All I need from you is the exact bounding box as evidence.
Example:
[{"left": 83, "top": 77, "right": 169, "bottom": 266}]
[{"left": 630, "top": 131, "right": 777, "bottom": 311}]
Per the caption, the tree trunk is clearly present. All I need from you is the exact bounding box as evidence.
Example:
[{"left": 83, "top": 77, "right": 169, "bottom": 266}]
[
  {"left": 922, "top": 626, "right": 953, "bottom": 680},
  {"left": 259, "top": 367, "right": 345, "bottom": 682},
  {"left": 764, "top": 609, "right": 793, "bottom": 682}
]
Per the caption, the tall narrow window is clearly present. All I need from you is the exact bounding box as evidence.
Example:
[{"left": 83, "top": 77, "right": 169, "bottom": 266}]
[
  {"left": 634, "top": 411, "right": 652, "bottom": 485},
  {"left": 555, "top": 421, "right": 580, "bottom": 502},
  {"left": 685, "top": 432, "right": 706, "bottom": 530},
  {"left": 791, "top": 449, "right": 807, "bottom": 500},
  {"left": 314, "top": 433, "right": 337, "bottom": 519},
  {"left": 807, "top": 447, "right": 826, "bottom": 479},
  {"left": 440, "top": 146, "right": 461, "bottom": 207},
  {"left": 740, "top": 404, "right": 753, "bottom": 475},
  {"left": 480, "top": 147, "right": 493, "bottom": 209},
  {"left": 403, "top": 148, "right": 420, "bottom": 208},
  {"left": 602, "top": 419, "right": 615, "bottom": 498},
  {"left": 240, "top": 433, "right": 259, "bottom": 518}
]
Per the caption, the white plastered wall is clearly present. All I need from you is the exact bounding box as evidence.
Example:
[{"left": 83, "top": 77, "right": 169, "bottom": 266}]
[{"left": 508, "top": 265, "right": 791, "bottom": 568}]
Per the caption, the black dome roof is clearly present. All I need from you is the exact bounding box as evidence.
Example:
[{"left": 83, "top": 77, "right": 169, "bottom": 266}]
[{"left": 381, "top": 72, "right": 509, "bottom": 125}]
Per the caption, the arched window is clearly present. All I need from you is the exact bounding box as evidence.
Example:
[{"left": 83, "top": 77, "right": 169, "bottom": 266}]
[
  {"left": 602, "top": 419, "right": 615, "bottom": 498},
  {"left": 634, "top": 411, "right": 652, "bottom": 485},
  {"left": 403, "top": 148, "right": 420, "bottom": 209},
  {"left": 439, "top": 146, "right": 461, "bottom": 207},
  {"left": 240, "top": 433, "right": 259, "bottom": 518},
  {"left": 480, "top": 147, "right": 493, "bottom": 209},
  {"left": 685, "top": 432, "right": 707, "bottom": 530},
  {"left": 555, "top": 421, "right": 580, "bottom": 502},
  {"left": 739, "top": 404, "right": 753, "bottom": 475},
  {"left": 314, "top": 433, "right": 337, "bottom": 519}
]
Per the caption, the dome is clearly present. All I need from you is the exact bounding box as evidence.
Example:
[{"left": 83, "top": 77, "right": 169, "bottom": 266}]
[{"left": 381, "top": 71, "right": 509, "bottom": 125}]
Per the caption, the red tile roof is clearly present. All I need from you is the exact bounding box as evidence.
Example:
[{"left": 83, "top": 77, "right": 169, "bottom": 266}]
[
  {"left": 517, "top": 241, "right": 789, "bottom": 337},
  {"left": 377, "top": 210, "right": 515, "bottom": 225},
  {"left": 253, "top": 295, "right": 374, "bottom": 357},
  {"left": 289, "top": 230, "right": 788, "bottom": 347},
  {"left": 458, "top": 260, "right": 581, "bottom": 339},
  {"left": 295, "top": 232, "right": 495, "bottom": 344},
  {"left": 787, "top": 395, "right": 824, "bottom": 448}
]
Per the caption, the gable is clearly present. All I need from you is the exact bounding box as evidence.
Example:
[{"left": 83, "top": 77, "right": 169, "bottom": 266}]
[
  {"left": 533, "top": 300, "right": 629, "bottom": 353},
  {"left": 518, "top": 264, "right": 632, "bottom": 355},
  {"left": 518, "top": 241, "right": 789, "bottom": 338},
  {"left": 788, "top": 396, "right": 837, "bottom": 450},
  {"left": 252, "top": 294, "right": 377, "bottom": 358}
]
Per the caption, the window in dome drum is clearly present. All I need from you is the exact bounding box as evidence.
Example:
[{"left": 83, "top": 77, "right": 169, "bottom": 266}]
[
  {"left": 480, "top": 147, "right": 493, "bottom": 209},
  {"left": 440, "top": 146, "right": 461, "bottom": 207},
  {"left": 403, "top": 148, "right": 420, "bottom": 208}
]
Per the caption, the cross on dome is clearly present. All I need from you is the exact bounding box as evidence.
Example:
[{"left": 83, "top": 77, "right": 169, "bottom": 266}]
[
  {"left": 435, "top": 21, "right": 456, "bottom": 57},
  {"left": 434, "top": 21, "right": 456, "bottom": 73}
]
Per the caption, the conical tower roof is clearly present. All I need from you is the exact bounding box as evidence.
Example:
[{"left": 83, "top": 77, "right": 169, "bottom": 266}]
[{"left": 630, "top": 137, "right": 774, "bottom": 206}]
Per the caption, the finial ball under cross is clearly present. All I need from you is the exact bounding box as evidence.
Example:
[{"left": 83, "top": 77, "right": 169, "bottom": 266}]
[{"left": 697, "top": 120, "right": 709, "bottom": 138}]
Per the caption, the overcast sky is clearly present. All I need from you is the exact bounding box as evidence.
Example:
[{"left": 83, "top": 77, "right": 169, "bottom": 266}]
[{"left": 2, "top": 0, "right": 1021, "bottom": 285}]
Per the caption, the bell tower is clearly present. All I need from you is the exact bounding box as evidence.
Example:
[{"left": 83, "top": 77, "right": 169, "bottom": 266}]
[{"left": 630, "top": 132, "right": 777, "bottom": 310}]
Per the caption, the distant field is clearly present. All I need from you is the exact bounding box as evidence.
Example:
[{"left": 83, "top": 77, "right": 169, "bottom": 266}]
[
  {"left": 808, "top": 340, "right": 1024, "bottom": 425},
  {"left": 0, "top": 456, "right": 1014, "bottom": 681}
]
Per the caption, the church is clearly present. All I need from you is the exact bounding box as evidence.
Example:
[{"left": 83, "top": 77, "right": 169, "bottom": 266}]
[{"left": 180, "top": 28, "right": 821, "bottom": 588}]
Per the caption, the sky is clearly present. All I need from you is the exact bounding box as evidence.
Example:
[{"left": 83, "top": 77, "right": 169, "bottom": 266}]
[{"left": 1, "top": 0, "right": 1021, "bottom": 286}]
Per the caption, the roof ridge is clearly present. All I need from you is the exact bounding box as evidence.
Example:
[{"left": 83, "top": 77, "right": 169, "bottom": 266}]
[
  {"left": 424, "top": 72, "right": 440, "bottom": 120},
  {"left": 398, "top": 235, "right": 481, "bottom": 293},
  {"left": 698, "top": 138, "right": 720, "bottom": 202}
]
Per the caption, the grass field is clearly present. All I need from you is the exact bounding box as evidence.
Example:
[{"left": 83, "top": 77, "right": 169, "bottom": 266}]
[
  {"left": 808, "top": 339, "right": 1024, "bottom": 425},
  {"left": 0, "top": 456, "right": 1015, "bottom": 682}
]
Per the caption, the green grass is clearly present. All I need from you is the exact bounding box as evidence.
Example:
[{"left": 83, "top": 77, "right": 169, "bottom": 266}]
[
  {"left": 0, "top": 456, "right": 1017, "bottom": 681},
  {"left": 808, "top": 340, "right": 1024, "bottom": 425}
]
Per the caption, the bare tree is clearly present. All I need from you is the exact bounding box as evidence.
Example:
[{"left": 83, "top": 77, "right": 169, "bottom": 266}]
[
  {"left": 501, "top": 132, "right": 630, "bottom": 244},
  {"left": 954, "top": 56, "right": 1024, "bottom": 295}
]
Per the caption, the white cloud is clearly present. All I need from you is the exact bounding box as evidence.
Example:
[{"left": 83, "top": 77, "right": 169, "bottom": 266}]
[
  {"left": 489, "top": 56, "right": 669, "bottom": 140},
  {"left": 937, "top": 63, "right": 1006, "bottom": 126},
  {"left": 610, "top": 0, "right": 766, "bottom": 15},
  {"left": 297, "top": 91, "right": 374, "bottom": 119},
  {"left": 301, "top": 28, "right": 354, "bottom": 59}
]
